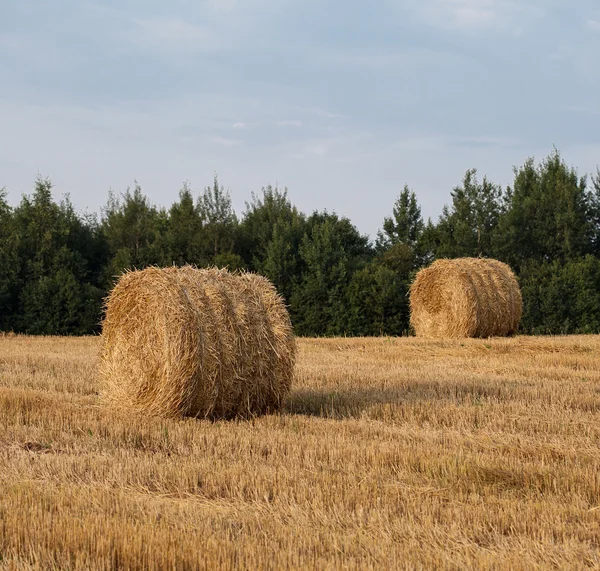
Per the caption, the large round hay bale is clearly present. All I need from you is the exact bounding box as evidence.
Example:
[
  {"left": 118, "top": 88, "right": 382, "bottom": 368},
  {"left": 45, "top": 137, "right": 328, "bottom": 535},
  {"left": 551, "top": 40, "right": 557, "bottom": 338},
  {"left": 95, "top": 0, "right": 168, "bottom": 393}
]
[
  {"left": 409, "top": 257, "right": 522, "bottom": 338},
  {"left": 99, "top": 266, "right": 296, "bottom": 419}
]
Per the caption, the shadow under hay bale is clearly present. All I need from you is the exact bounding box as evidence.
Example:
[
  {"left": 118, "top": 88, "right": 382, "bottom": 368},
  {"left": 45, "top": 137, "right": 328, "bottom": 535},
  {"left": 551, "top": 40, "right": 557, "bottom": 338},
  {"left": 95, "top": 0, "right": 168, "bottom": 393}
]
[
  {"left": 99, "top": 266, "right": 296, "bottom": 419},
  {"left": 409, "top": 257, "right": 522, "bottom": 338}
]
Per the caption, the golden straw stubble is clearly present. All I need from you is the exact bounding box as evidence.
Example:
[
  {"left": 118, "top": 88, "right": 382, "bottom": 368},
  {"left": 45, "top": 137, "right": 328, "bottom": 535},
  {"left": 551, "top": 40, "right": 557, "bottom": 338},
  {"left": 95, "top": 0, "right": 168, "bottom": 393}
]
[
  {"left": 409, "top": 257, "right": 522, "bottom": 338},
  {"left": 99, "top": 266, "right": 296, "bottom": 419}
]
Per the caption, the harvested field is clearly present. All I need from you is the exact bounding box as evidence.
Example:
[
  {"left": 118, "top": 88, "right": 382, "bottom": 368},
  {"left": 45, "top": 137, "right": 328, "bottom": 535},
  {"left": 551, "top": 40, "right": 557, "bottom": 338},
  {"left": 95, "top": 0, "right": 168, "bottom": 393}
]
[{"left": 1, "top": 334, "right": 600, "bottom": 569}]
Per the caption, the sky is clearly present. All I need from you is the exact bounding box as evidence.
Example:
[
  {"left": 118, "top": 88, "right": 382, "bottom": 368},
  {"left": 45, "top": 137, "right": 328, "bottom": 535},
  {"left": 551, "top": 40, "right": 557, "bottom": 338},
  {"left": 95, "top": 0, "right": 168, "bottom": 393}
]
[{"left": 1, "top": 0, "right": 599, "bottom": 238}]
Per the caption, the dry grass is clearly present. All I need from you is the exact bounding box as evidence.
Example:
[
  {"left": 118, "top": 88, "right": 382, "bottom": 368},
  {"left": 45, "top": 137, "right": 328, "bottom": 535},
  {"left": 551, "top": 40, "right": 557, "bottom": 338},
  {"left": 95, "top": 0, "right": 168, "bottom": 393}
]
[
  {"left": 1, "top": 333, "right": 600, "bottom": 570},
  {"left": 410, "top": 258, "right": 522, "bottom": 338}
]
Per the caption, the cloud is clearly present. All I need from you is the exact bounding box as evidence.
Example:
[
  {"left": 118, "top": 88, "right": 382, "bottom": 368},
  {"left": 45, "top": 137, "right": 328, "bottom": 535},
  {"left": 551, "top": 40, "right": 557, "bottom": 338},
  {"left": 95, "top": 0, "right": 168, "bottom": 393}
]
[
  {"left": 405, "top": 0, "right": 546, "bottom": 33},
  {"left": 0, "top": 34, "right": 23, "bottom": 50},
  {"left": 293, "top": 106, "right": 343, "bottom": 120},
  {"left": 551, "top": 36, "right": 600, "bottom": 80},
  {"left": 385, "top": 134, "right": 520, "bottom": 154},
  {"left": 587, "top": 18, "right": 600, "bottom": 31},
  {"left": 304, "top": 142, "right": 330, "bottom": 156},
  {"left": 564, "top": 104, "right": 600, "bottom": 117},
  {"left": 232, "top": 122, "right": 247, "bottom": 129},
  {"left": 285, "top": 129, "right": 376, "bottom": 161},
  {"left": 130, "top": 18, "right": 222, "bottom": 52},
  {"left": 322, "top": 46, "right": 462, "bottom": 73},
  {"left": 212, "top": 136, "right": 244, "bottom": 147},
  {"left": 438, "top": 0, "right": 497, "bottom": 28},
  {"left": 210, "top": 0, "right": 237, "bottom": 12}
]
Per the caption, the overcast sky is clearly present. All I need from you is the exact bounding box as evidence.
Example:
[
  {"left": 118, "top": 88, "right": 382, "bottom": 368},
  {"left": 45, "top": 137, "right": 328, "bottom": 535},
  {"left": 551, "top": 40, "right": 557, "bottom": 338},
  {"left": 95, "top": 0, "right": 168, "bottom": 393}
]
[{"left": 1, "top": 0, "right": 599, "bottom": 238}]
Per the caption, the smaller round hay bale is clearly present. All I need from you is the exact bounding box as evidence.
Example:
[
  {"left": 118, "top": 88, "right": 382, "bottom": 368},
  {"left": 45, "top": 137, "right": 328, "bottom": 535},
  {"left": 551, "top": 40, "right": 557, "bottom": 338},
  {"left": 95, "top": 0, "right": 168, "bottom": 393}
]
[
  {"left": 409, "top": 257, "right": 522, "bottom": 338},
  {"left": 99, "top": 266, "right": 296, "bottom": 419}
]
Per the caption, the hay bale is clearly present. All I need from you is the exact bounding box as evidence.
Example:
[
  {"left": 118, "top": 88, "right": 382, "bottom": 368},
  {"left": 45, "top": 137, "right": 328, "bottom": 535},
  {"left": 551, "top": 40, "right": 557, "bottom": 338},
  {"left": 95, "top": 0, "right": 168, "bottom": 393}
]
[
  {"left": 409, "top": 257, "right": 522, "bottom": 338},
  {"left": 99, "top": 266, "right": 296, "bottom": 419}
]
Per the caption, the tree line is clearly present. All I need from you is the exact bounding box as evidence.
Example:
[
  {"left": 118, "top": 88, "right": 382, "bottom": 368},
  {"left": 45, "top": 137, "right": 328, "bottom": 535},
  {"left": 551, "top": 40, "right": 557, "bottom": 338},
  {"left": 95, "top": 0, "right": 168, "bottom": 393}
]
[{"left": 1, "top": 149, "right": 600, "bottom": 336}]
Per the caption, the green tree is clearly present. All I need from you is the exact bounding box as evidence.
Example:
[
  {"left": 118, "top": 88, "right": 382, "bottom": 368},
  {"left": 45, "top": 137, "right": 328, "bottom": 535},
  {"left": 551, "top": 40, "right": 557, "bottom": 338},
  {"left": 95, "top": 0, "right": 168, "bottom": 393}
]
[
  {"left": 165, "top": 182, "right": 205, "bottom": 266},
  {"left": 260, "top": 217, "right": 306, "bottom": 303},
  {"left": 13, "top": 177, "right": 103, "bottom": 334},
  {"left": 587, "top": 168, "right": 600, "bottom": 257},
  {"left": 290, "top": 213, "right": 371, "bottom": 336},
  {"left": 101, "top": 182, "right": 168, "bottom": 283},
  {"left": 198, "top": 175, "right": 238, "bottom": 263},
  {"left": 240, "top": 186, "right": 299, "bottom": 263},
  {"left": 0, "top": 188, "right": 19, "bottom": 330},
  {"left": 239, "top": 185, "right": 305, "bottom": 300},
  {"left": 377, "top": 185, "right": 424, "bottom": 249},
  {"left": 430, "top": 169, "right": 503, "bottom": 259},
  {"left": 346, "top": 257, "right": 411, "bottom": 336},
  {"left": 519, "top": 256, "right": 600, "bottom": 334},
  {"left": 495, "top": 150, "right": 591, "bottom": 270}
]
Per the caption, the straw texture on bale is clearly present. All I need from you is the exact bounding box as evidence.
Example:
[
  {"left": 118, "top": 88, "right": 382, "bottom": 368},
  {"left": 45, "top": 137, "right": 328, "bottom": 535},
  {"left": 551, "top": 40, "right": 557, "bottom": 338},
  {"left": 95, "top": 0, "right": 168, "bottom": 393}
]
[
  {"left": 409, "top": 257, "right": 522, "bottom": 338},
  {"left": 99, "top": 266, "right": 296, "bottom": 419}
]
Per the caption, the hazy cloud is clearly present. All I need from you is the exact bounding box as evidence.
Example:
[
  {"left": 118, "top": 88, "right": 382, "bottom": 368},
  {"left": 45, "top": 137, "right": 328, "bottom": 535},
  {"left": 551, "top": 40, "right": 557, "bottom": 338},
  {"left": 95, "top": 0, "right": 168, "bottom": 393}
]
[
  {"left": 587, "top": 18, "right": 600, "bottom": 31},
  {"left": 278, "top": 120, "right": 302, "bottom": 127},
  {"left": 212, "top": 137, "right": 244, "bottom": 147},
  {"left": 404, "top": 0, "right": 547, "bottom": 33},
  {"left": 210, "top": 0, "right": 237, "bottom": 12},
  {"left": 130, "top": 18, "right": 222, "bottom": 52}
]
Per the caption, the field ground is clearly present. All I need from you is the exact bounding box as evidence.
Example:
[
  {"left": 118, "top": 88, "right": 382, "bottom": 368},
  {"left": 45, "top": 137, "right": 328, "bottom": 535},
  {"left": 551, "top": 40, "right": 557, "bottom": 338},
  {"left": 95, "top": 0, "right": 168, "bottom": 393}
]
[{"left": 1, "top": 334, "right": 600, "bottom": 569}]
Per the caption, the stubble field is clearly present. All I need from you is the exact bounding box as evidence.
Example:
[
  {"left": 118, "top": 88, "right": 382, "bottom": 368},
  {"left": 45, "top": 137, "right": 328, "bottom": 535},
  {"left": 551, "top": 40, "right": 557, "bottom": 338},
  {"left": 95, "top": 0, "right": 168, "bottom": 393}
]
[{"left": 1, "top": 334, "right": 600, "bottom": 570}]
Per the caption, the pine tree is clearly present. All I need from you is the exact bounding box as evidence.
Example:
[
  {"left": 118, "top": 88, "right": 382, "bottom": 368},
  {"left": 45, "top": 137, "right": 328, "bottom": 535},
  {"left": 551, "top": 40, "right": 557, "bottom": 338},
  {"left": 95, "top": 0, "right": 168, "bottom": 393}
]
[
  {"left": 165, "top": 182, "right": 205, "bottom": 266},
  {"left": 495, "top": 150, "right": 591, "bottom": 270},
  {"left": 239, "top": 185, "right": 305, "bottom": 300},
  {"left": 432, "top": 169, "right": 503, "bottom": 258},
  {"left": 198, "top": 175, "right": 238, "bottom": 263},
  {"left": 377, "top": 185, "right": 424, "bottom": 249},
  {"left": 13, "top": 177, "right": 103, "bottom": 334},
  {"left": 101, "top": 182, "right": 168, "bottom": 283},
  {"left": 0, "top": 187, "right": 19, "bottom": 330},
  {"left": 290, "top": 213, "right": 371, "bottom": 336}
]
